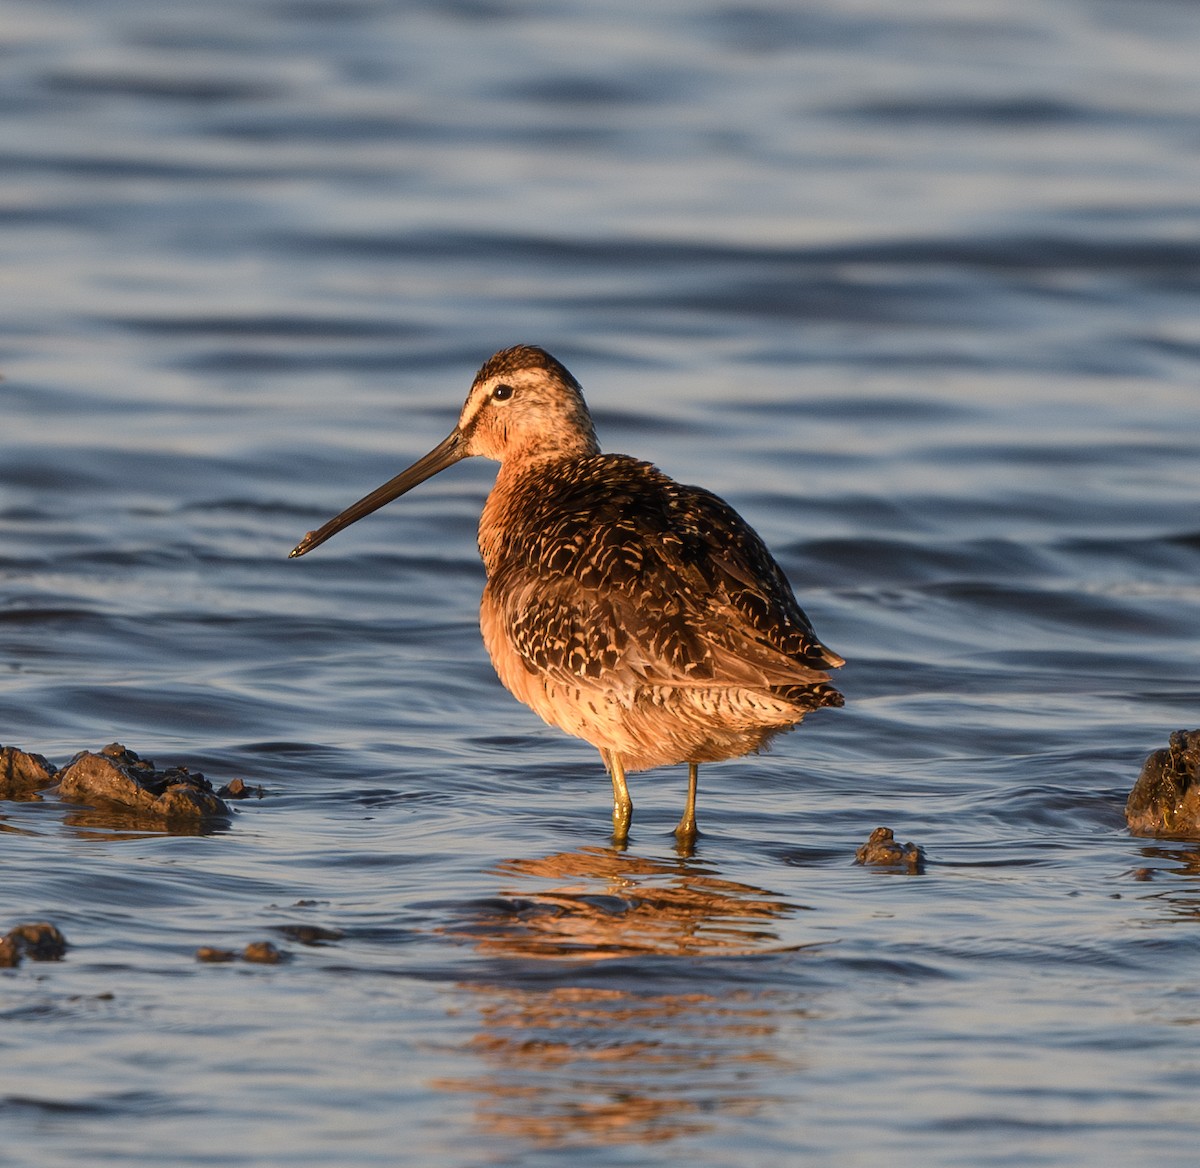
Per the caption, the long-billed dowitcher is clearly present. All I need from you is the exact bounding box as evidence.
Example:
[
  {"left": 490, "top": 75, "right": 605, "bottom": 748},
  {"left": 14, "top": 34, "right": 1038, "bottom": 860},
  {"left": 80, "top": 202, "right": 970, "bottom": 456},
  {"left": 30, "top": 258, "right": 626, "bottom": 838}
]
[{"left": 290, "top": 346, "right": 843, "bottom": 845}]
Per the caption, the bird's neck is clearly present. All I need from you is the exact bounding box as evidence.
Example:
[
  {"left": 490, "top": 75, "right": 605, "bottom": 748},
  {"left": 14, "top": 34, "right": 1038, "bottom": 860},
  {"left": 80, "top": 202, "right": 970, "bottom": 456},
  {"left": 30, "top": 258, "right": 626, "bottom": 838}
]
[{"left": 478, "top": 450, "right": 593, "bottom": 576}]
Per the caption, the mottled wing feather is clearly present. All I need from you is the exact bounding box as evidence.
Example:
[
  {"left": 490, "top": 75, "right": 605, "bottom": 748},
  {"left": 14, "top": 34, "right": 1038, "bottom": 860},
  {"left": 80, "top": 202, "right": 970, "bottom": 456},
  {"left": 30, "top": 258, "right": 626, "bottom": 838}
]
[{"left": 492, "top": 456, "right": 842, "bottom": 702}]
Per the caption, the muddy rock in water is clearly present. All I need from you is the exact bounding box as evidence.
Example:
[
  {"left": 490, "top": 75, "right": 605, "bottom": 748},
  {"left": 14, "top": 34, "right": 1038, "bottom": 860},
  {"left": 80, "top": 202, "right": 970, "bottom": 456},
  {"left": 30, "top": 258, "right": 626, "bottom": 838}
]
[
  {"left": 217, "top": 777, "right": 264, "bottom": 799},
  {"left": 195, "top": 946, "right": 237, "bottom": 963},
  {"left": 1126, "top": 730, "right": 1200, "bottom": 838},
  {"left": 855, "top": 826, "right": 925, "bottom": 873},
  {"left": 243, "top": 941, "right": 287, "bottom": 964},
  {"left": 1, "top": 922, "right": 69, "bottom": 966},
  {"left": 0, "top": 745, "right": 57, "bottom": 798},
  {"left": 56, "top": 743, "right": 230, "bottom": 824},
  {"left": 276, "top": 924, "right": 343, "bottom": 946},
  {"left": 9, "top": 922, "right": 69, "bottom": 960}
]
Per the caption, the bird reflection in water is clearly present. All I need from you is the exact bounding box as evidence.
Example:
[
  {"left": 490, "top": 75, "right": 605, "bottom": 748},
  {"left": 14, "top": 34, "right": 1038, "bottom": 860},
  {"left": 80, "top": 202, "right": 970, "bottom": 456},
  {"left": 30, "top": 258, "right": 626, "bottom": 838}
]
[
  {"left": 456, "top": 845, "right": 808, "bottom": 961},
  {"left": 434, "top": 846, "right": 820, "bottom": 1147}
]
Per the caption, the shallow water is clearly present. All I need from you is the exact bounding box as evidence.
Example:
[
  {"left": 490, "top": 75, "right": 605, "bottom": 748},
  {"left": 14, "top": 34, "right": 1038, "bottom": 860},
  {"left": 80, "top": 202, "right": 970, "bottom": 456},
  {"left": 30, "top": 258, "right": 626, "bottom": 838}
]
[{"left": 3, "top": 0, "right": 1200, "bottom": 1164}]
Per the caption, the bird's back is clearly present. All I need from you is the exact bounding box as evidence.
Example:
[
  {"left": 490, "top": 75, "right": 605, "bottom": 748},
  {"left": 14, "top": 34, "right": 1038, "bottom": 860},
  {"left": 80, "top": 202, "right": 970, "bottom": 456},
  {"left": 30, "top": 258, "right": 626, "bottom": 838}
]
[{"left": 478, "top": 452, "right": 842, "bottom": 768}]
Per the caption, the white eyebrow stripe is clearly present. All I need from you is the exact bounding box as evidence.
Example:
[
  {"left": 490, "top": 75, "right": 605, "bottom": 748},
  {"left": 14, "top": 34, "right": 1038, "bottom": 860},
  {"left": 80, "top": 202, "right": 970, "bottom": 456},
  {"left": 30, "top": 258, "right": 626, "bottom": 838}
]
[{"left": 457, "top": 384, "right": 491, "bottom": 431}]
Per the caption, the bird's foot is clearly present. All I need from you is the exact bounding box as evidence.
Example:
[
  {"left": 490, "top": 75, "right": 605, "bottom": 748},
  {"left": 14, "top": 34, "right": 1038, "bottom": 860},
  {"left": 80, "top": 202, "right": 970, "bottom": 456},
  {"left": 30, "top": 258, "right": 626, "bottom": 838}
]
[
  {"left": 673, "top": 817, "right": 699, "bottom": 857},
  {"left": 611, "top": 804, "right": 632, "bottom": 849}
]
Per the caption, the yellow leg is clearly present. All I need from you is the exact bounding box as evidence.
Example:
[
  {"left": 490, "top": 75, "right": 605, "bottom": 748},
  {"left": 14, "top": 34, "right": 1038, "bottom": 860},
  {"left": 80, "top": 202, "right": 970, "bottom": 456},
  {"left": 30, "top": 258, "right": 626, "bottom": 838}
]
[
  {"left": 605, "top": 751, "right": 632, "bottom": 844},
  {"left": 674, "top": 762, "right": 698, "bottom": 845}
]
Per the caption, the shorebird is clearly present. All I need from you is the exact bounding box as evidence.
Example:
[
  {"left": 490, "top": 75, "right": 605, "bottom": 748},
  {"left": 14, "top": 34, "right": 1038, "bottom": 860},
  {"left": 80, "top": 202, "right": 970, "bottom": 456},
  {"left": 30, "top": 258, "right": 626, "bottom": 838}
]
[{"left": 290, "top": 346, "right": 843, "bottom": 846}]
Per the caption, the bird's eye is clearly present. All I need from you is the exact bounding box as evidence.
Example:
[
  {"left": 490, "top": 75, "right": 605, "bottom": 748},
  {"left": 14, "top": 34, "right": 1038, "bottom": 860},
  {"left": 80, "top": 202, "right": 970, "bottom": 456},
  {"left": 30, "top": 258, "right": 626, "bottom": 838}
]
[{"left": 491, "top": 383, "right": 514, "bottom": 402}]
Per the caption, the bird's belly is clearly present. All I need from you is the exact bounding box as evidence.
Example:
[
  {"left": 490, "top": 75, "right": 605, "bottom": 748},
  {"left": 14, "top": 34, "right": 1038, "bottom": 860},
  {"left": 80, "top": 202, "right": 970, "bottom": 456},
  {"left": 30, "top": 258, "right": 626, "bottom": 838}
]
[{"left": 480, "top": 591, "right": 804, "bottom": 771}]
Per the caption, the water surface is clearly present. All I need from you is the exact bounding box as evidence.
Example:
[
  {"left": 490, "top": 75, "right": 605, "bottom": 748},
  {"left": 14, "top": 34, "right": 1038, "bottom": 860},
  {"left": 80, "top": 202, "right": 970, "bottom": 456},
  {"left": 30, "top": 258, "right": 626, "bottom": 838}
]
[{"left": 3, "top": 1, "right": 1200, "bottom": 1165}]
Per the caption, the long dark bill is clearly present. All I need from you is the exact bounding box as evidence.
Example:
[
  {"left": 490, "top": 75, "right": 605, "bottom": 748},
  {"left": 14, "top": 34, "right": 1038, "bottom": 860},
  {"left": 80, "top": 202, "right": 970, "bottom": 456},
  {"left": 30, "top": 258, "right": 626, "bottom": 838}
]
[{"left": 289, "top": 429, "right": 467, "bottom": 558}]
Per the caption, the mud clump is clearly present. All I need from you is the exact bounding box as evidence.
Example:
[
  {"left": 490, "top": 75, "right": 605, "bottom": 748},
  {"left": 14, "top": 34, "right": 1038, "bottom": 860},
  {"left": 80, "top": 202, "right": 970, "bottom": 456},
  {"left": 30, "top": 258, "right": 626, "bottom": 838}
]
[
  {"left": 1126, "top": 730, "right": 1200, "bottom": 838},
  {"left": 3, "top": 741, "right": 241, "bottom": 828},
  {"left": 217, "top": 776, "right": 264, "bottom": 800},
  {"left": 855, "top": 826, "right": 925, "bottom": 873},
  {"left": 242, "top": 941, "right": 287, "bottom": 964},
  {"left": 277, "top": 924, "right": 343, "bottom": 946},
  {"left": 0, "top": 745, "right": 57, "bottom": 798},
  {"left": 195, "top": 946, "right": 238, "bottom": 963},
  {"left": 56, "top": 743, "right": 230, "bottom": 824},
  {"left": 196, "top": 940, "right": 291, "bottom": 964},
  {"left": 0, "top": 922, "right": 69, "bottom": 967}
]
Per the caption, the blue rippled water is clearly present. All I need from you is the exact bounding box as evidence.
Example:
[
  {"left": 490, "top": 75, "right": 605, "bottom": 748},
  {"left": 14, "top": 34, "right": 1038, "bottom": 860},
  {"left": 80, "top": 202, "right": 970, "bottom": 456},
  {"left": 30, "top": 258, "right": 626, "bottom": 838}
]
[{"left": 3, "top": 1, "right": 1200, "bottom": 1165}]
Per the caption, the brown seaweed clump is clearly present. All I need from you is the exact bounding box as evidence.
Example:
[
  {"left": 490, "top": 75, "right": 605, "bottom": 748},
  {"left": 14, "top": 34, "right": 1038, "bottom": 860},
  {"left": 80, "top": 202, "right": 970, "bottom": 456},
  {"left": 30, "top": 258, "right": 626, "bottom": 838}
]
[
  {"left": 855, "top": 826, "right": 925, "bottom": 874},
  {"left": 0, "top": 922, "right": 69, "bottom": 967},
  {"left": 55, "top": 743, "right": 231, "bottom": 824},
  {"left": 1126, "top": 730, "right": 1200, "bottom": 838}
]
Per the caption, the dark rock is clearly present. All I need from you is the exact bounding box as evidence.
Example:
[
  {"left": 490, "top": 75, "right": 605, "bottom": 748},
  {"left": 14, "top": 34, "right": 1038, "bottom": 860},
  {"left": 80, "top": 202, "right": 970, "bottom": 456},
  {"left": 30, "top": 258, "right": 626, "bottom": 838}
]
[
  {"left": 855, "top": 826, "right": 925, "bottom": 873},
  {"left": 2, "top": 922, "right": 69, "bottom": 965},
  {"left": 1126, "top": 730, "right": 1200, "bottom": 838},
  {"left": 243, "top": 941, "right": 287, "bottom": 964},
  {"left": 56, "top": 743, "right": 230, "bottom": 824},
  {"left": 0, "top": 745, "right": 57, "bottom": 798},
  {"left": 276, "top": 924, "right": 343, "bottom": 946}
]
